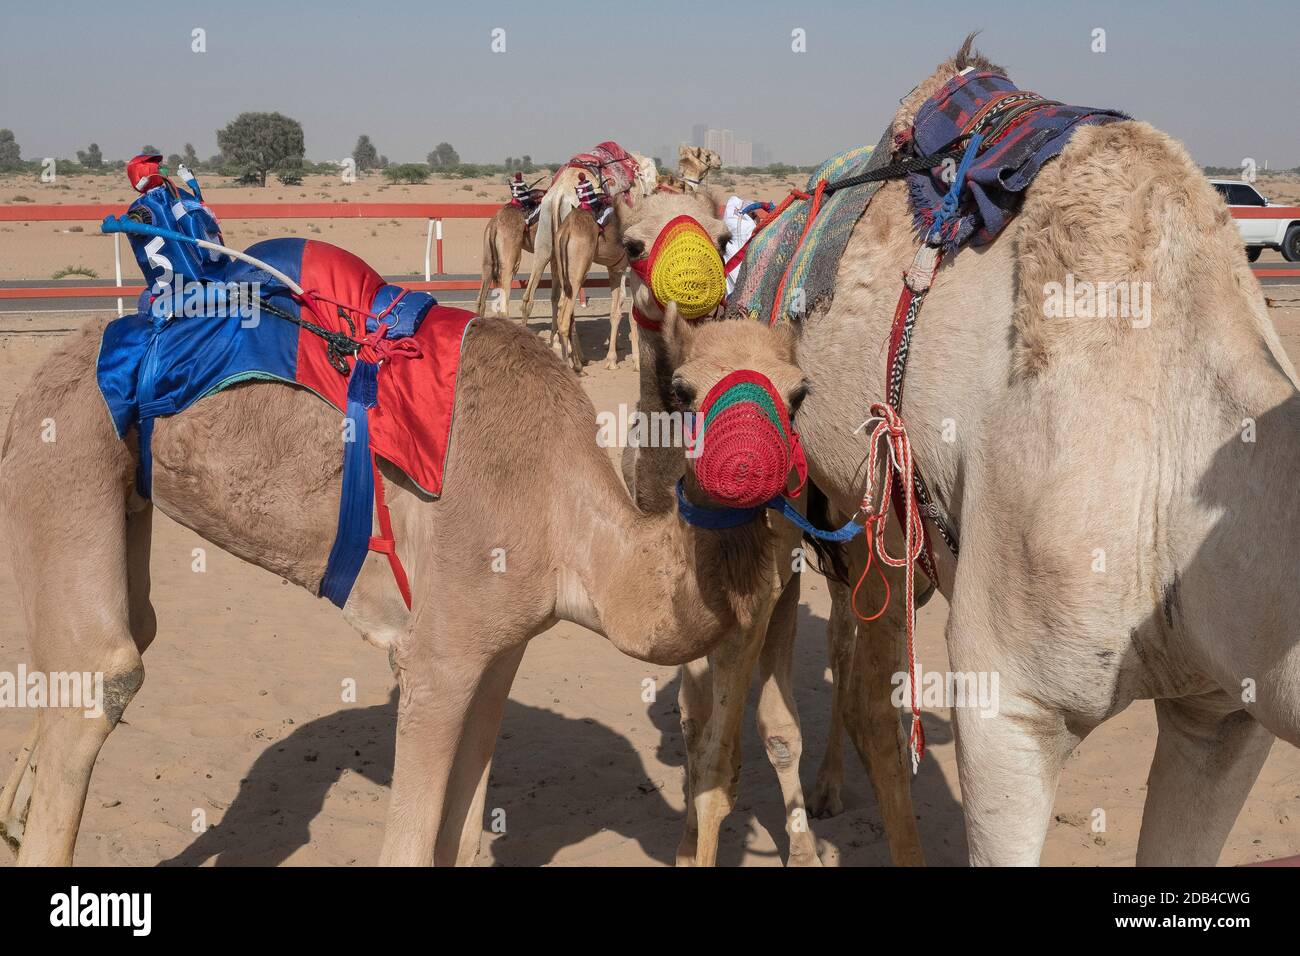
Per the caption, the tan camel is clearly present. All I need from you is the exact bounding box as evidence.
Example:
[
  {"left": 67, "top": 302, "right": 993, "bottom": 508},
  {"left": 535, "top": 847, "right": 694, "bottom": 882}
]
[
  {"left": 475, "top": 200, "right": 537, "bottom": 320},
  {"left": 791, "top": 36, "right": 1300, "bottom": 865},
  {"left": 618, "top": 191, "right": 924, "bottom": 866},
  {"left": 0, "top": 272, "right": 807, "bottom": 866},
  {"left": 549, "top": 205, "right": 631, "bottom": 373},
  {"left": 656, "top": 145, "right": 722, "bottom": 193}
]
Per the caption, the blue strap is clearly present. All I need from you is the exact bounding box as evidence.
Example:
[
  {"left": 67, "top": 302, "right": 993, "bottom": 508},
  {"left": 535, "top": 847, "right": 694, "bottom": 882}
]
[
  {"left": 675, "top": 479, "right": 864, "bottom": 541},
  {"left": 320, "top": 360, "right": 380, "bottom": 607},
  {"left": 928, "top": 132, "right": 983, "bottom": 242}
]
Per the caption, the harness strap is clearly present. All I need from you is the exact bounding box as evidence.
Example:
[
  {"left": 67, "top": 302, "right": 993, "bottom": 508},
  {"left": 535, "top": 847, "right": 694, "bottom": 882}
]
[{"left": 369, "top": 458, "right": 413, "bottom": 610}]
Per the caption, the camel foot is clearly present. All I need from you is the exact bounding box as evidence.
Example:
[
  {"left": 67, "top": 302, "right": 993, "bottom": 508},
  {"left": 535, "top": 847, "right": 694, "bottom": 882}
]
[
  {"left": 807, "top": 778, "right": 845, "bottom": 819},
  {"left": 0, "top": 729, "right": 38, "bottom": 857},
  {"left": 605, "top": 359, "right": 618, "bottom": 371},
  {"left": 786, "top": 841, "right": 824, "bottom": 867}
]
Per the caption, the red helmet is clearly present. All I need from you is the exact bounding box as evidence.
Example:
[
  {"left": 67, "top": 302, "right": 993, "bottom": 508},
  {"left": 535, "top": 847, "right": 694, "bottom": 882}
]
[{"left": 127, "top": 153, "right": 168, "bottom": 193}]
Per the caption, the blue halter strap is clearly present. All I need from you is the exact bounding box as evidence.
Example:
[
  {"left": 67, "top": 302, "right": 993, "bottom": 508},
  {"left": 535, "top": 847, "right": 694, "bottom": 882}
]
[{"left": 675, "top": 479, "right": 864, "bottom": 542}]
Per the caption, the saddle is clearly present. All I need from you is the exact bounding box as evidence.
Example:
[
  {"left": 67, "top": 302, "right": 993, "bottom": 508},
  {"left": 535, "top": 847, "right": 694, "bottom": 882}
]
[
  {"left": 557, "top": 140, "right": 642, "bottom": 201},
  {"left": 97, "top": 237, "right": 477, "bottom": 611}
]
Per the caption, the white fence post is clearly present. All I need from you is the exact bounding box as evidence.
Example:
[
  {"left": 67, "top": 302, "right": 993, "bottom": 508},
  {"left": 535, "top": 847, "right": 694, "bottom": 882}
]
[{"left": 424, "top": 219, "right": 434, "bottom": 282}]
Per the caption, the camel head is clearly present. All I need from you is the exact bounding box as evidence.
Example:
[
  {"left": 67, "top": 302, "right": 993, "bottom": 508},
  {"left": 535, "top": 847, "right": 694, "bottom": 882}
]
[
  {"left": 891, "top": 33, "right": 1008, "bottom": 142},
  {"left": 663, "top": 304, "right": 808, "bottom": 508},
  {"left": 678, "top": 145, "right": 722, "bottom": 184},
  {"left": 620, "top": 189, "right": 730, "bottom": 327}
]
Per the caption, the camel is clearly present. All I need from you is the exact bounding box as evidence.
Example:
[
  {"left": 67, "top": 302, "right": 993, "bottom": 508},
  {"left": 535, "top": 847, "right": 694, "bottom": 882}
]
[
  {"left": 0, "top": 234, "right": 809, "bottom": 866},
  {"left": 656, "top": 145, "right": 722, "bottom": 193},
  {"left": 516, "top": 148, "right": 655, "bottom": 366},
  {"left": 618, "top": 191, "right": 925, "bottom": 866},
  {"left": 474, "top": 197, "right": 538, "bottom": 320},
  {"left": 784, "top": 36, "right": 1300, "bottom": 865},
  {"left": 549, "top": 204, "right": 632, "bottom": 373}
]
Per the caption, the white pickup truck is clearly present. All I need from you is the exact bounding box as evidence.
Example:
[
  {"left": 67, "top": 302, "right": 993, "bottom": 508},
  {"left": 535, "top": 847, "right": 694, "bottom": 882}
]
[{"left": 1210, "top": 179, "right": 1300, "bottom": 262}]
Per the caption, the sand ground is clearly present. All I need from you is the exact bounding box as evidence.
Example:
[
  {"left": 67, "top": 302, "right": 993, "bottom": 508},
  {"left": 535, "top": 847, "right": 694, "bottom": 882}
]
[{"left": 0, "top": 292, "right": 1297, "bottom": 867}]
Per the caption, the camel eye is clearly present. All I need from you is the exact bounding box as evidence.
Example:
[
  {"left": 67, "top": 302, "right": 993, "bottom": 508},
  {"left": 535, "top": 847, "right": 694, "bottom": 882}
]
[
  {"left": 671, "top": 377, "right": 696, "bottom": 410},
  {"left": 624, "top": 238, "right": 646, "bottom": 259},
  {"left": 787, "top": 382, "right": 809, "bottom": 417},
  {"left": 717, "top": 233, "right": 731, "bottom": 256}
]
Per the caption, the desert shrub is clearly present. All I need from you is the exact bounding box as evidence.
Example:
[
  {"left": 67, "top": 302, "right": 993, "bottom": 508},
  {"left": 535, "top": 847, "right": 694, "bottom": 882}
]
[{"left": 383, "top": 163, "right": 429, "bottom": 184}]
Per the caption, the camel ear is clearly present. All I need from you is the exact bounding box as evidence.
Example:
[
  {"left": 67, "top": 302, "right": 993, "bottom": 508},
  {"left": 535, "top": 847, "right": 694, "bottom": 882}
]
[{"left": 661, "top": 301, "right": 695, "bottom": 366}]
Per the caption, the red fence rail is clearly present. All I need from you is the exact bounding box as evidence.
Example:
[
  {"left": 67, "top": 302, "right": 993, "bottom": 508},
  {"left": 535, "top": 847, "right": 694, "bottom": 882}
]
[{"left": 0, "top": 201, "right": 1296, "bottom": 304}]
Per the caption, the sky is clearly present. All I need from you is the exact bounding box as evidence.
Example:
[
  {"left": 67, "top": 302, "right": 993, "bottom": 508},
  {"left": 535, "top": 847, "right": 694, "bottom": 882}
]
[{"left": 2, "top": 0, "right": 1297, "bottom": 169}]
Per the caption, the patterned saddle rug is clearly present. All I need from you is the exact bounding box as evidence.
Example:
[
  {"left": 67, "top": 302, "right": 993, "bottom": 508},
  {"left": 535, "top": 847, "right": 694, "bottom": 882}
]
[
  {"left": 556, "top": 140, "right": 643, "bottom": 201},
  {"left": 726, "top": 69, "right": 1126, "bottom": 325},
  {"left": 97, "top": 237, "right": 477, "bottom": 609}
]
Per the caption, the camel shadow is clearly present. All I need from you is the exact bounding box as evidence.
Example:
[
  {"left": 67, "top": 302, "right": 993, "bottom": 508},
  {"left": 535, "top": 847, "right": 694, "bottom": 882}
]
[
  {"left": 163, "top": 685, "right": 682, "bottom": 866},
  {"left": 164, "top": 599, "right": 967, "bottom": 866}
]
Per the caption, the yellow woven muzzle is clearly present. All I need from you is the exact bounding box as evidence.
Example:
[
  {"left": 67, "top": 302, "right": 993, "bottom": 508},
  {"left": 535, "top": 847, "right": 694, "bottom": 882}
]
[{"left": 635, "top": 215, "right": 726, "bottom": 320}]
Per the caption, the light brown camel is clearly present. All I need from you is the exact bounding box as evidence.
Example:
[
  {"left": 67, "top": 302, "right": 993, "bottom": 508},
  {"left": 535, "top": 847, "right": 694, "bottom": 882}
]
[
  {"left": 656, "top": 145, "right": 722, "bottom": 193},
  {"left": 475, "top": 199, "right": 537, "bottom": 320},
  {"left": 618, "top": 191, "right": 924, "bottom": 866},
  {"left": 791, "top": 36, "right": 1300, "bottom": 865},
  {"left": 549, "top": 204, "right": 631, "bottom": 373},
  {"left": 0, "top": 268, "right": 807, "bottom": 867}
]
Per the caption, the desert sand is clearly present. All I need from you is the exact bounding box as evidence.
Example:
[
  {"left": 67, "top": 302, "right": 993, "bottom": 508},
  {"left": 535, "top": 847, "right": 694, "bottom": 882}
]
[
  {"left": 0, "top": 170, "right": 1298, "bottom": 866},
  {"left": 0, "top": 292, "right": 1298, "bottom": 867}
]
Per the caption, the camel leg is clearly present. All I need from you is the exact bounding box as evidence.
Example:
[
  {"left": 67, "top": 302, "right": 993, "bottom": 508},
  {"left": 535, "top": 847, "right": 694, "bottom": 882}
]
[
  {"left": 604, "top": 267, "right": 625, "bottom": 370},
  {"left": 675, "top": 655, "right": 713, "bottom": 866},
  {"left": 952, "top": 672, "right": 1080, "bottom": 865},
  {"left": 503, "top": 246, "right": 522, "bottom": 323},
  {"left": 380, "top": 630, "right": 520, "bottom": 866},
  {"left": 2, "top": 500, "right": 147, "bottom": 865},
  {"left": 808, "top": 579, "right": 854, "bottom": 819},
  {"left": 1135, "top": 693, "right": 1274, "bottom": 865},
  {"left": 440, "top": 643, "right": 528, "bottom": 866},
  {"left": 690, "top": 619, "right": 769, "bottom": 866},
  {"left": 520, "top": 257, "right": 544, "bottom": 323},
  {"left": 754, "top": 572, "right": 822, "bottom": 865}
]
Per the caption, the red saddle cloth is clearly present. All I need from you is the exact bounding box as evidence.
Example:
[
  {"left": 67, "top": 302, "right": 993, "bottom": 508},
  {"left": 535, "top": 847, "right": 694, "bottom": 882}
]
[
  {"left": 555, "top": 141, "right": 642, "bottom": 199},
  {"left": 291, "top": 241, "right": 475, "bottom": 496}
]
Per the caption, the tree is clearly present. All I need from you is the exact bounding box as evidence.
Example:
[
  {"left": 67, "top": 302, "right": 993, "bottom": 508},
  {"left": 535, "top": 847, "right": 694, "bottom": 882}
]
[
  {"left": 0, "top": 129, "right": 22, "bottom": 170},
  {"left": 427, "top": 142, "right": 459, "bottom": 168},
  {"left": 141, "top": 144, "right": 160, "bottom": 155},
  {"left": 166, "top": 153, "right": 183, "bottom": 171},
  {"left": 215, "top": 112, "right": 305, "bottom": 187},
  {"left": 353, "top": 134, "right": 379, "bottom": 172},
  {"left": 378, "top": 155, "right": 389, "bottom": 169},
  {"left": 384, "top": 163, "right": 429, "bottom": 184},
  {"left": 182, "top": 142, "right": 199, "bottom": 168},
  {"left": 76, "top": 143, "right": 103, "bottom": 169},
  {"left": 521, "top": 154, "right": 534, "bottom": 173}
]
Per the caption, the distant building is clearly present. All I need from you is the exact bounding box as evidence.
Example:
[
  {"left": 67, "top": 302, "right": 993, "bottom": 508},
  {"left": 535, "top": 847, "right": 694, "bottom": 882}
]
[{"left": 692, "top": 125, "right": 766, "bottom": 167}]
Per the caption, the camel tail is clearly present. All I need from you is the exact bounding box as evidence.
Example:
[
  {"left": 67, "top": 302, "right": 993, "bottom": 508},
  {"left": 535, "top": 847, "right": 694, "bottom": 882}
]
[{"left": 476, "top": 220, "right": 499, "bottom": 315}]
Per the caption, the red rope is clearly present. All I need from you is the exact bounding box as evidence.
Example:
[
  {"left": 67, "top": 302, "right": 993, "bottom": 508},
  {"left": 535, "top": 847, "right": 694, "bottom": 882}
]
[
  {"left": 368, "top": 457, "right": 412, "bottom": 610},
  {"left": 850, "top": 403, "right": 926, "bottom": 769},
  {"left": 768, "top": 179, "right": 828, "bottom": 327}
]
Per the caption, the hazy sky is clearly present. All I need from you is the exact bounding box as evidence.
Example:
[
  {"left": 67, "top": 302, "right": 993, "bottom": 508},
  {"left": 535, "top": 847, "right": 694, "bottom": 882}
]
[{"left": 2, "top": 0, "right": 1297, "bottom": 169}]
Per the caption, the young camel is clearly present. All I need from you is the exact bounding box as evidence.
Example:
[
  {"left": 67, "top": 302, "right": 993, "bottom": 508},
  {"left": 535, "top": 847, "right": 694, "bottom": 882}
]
[
  {"left": 618, "top": 191, "right": 924, "bottom": 866},
  {"left": 0, "top": 287, "right": 807, "bottom": 867},
  {"left": 475, "top": 200, "right": 537, "bottom": 320},
  {"left": 793, "top": 37, "right": 1300, "bottom": 864}
]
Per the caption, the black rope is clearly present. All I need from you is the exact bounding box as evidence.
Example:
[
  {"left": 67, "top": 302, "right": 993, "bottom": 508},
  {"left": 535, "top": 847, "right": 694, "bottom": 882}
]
[
  {"left": 820, "top": 148, "right": 964, "bottom": 196},
  {"left": 246, "top": 291, "right": 363, "bottom": 375}
]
